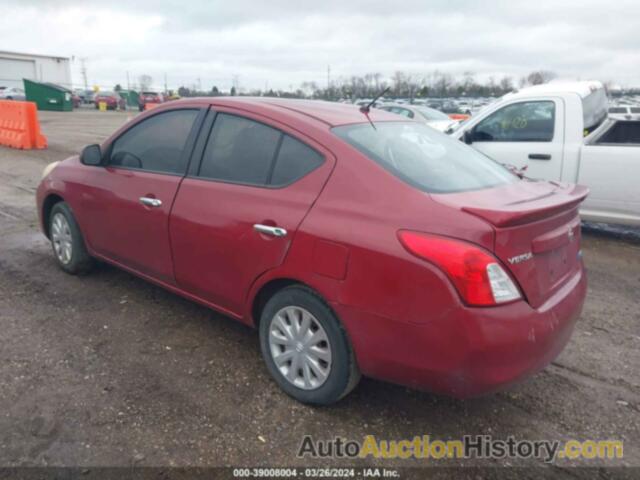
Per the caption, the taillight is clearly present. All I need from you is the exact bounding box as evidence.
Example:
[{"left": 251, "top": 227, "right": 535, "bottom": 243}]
[{"left": 398, "top": 231, "right": 521, "bottom": 306}]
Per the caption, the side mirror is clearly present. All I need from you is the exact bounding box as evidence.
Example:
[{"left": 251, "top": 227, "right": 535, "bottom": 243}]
[
  {"left": 80, "top": 144, "right": 102, "bottom": 166},
  {"left": 462, "top": 130, "right": 473, "bottom": 145}
]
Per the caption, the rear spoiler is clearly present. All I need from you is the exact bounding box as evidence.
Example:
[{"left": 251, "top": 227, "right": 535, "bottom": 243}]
[{"left": 462, "top": 184, "right": 589, "bottom": 228}]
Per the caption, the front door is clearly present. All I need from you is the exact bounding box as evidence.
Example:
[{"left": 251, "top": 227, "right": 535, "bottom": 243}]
[
  {"left": 466, "top": 99, "right": 564, "bottom": 181},
  {"left": 170, "top": 110, "right": 335, "bottom": 316},
  {"left": 579, "top": 121, "right": 640, "bottom": 224},
  {"left": 80, "top": 108, "right": 202, "bottom": 283}
]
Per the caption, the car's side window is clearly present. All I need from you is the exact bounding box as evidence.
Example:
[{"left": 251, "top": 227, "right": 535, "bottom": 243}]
[
  {"left": 197, "top": 113, "right": 324, "bottom": 187},
  {"left": 389, "top": 107, "right": 413, "bottom": 118},
  {"left": 596, "top": 121, "right": 640, "bottom": 145},
  {"left": 199, "top": 114, "right": 281, "bottom": 184},
  {"left": 109, "top": 109, "right": 199, "bottom": 174},
  {"left": 270, "top": 135, "right": 324, "bottom": 186},
  {"left": 473, "top": 101, "right": 555, "bottom": 142},
  {"left": 399, "top": 108, "right": 414, "bottom": 119}
]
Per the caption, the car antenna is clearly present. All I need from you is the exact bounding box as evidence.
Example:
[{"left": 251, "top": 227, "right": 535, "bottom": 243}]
[
  {"left": 359, "top": 87, "right": 390, "bottom": 130},
  {"left": 360, "top": 87, "right": 390, "bottom": 114}
]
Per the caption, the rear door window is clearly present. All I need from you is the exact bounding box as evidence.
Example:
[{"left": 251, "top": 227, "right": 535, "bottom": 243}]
[
  {"left": 109, "top": 109, "right": 199, "bottom": 174},
  {"left": 198, "top": 114, "right": 281, "bottom": 185},
  {"left": 473, "top": 101, "right": 555, "bottom": 142},
  {"left": 270, "top": 135, "right": 324, "bottom": 186},
  {"left": 197, "top": 113, "right": 324, "bottom": 186},
  {"left": 333, "top": 122, "right": 516, "bottom": 194},
  {"left": 596, "top": 121, "right": 640, "bottom": 144}
]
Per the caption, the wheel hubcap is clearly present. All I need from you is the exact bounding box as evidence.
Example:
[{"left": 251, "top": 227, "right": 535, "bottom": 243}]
[
  {"left": 268, "top": 306, "right": 332, "bottom": 390},
  {"left": 51, "top": 213, "right": 73, "bottom": 265}
]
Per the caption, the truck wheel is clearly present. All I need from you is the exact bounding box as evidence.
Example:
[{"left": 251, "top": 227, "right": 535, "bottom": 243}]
[
  {"left": 49, "top": 202, "right": 94, "bottom": 275},
  {"left": 259, "top": 285, "right": 360, "bottom": 405}
]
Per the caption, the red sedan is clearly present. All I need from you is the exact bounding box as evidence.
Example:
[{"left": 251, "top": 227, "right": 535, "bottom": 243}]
[
  {"left": 36, "top": 98, "right": 588, "bottom": 405},
  {"left": 138, "top": 91, "right": 164, "bottom": 111},
  {"left": 94, "top": 91, "right": 122, "bottom": 110}
]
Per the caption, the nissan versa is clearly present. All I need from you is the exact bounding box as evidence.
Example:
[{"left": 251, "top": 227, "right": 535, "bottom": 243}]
[{"left": 36, "top": 98, "right": 588, "bottom": 405}]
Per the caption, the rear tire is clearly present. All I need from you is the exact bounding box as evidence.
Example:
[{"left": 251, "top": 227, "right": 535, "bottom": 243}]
[
  {"left": 259, "top": 285, "right": 360, "bottom": 405},
  {"left": 49, "top": 202, "right": 94, "bottom": 275}
]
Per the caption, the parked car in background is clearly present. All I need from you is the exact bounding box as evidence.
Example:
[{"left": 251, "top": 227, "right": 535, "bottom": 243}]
[
  {"left": 138, "top": 91, "right": 164, "bottom": 111},
  {"left": 37, "top": 98, "right": 587, "bottom": 405},
  {"left": 377, "top": 104, "right": 459, "bottom": 132},
  {"left": 73, "top": 89, "right": 87, "bottom": 103},
  {"left": 608, "top": 105, "right": 640, "bottom": 120},
  {"left": 71, "top": 92, "right": 82, "bottom": 108},
  {"left": 452, "top": 81, "right": 640, "bottom": 226},
  {"left": 94, "top": 91, "right": 123, "bottom": 110},
  {"left": 0, "top": 86, "right": 26, "bottom": 101}
]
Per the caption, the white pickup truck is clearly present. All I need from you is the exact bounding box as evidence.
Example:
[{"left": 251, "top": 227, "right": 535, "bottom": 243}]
[{"left": 451, "top": 81, "right": 640, "bottom": 226}]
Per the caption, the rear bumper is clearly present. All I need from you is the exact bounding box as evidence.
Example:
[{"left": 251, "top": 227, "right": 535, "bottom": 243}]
[{"left": 335, "top": 266, "right": 586, "bottom": 398}]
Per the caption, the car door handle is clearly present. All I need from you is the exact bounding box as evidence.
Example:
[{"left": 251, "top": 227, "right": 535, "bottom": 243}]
[
  {"left": 139, "top": 196, "right": 162, "bottom": 207},
  {"left": 528, "top": 153, "right": 552, "bottom": 160},
  {"left": 254, "top": 224, "right": 287, "bottom": 237}
]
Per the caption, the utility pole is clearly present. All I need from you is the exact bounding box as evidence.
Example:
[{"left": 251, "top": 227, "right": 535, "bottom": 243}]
[
  {"left": 80, "top": 57, "right": 88, "bottom": 90},
  {"left": 164, "top": 73, "right": 168, "bottom": 94},
  {"left": 126, "top": 71, "right": 130, "bottom": 91},
  {"left": 327, "top": 65, "right": 331, "bottom": 89}
]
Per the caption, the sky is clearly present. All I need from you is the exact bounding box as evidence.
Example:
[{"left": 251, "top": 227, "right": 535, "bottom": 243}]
[{"left": 1, "top": 0, "right": 639, "bottom": 92}]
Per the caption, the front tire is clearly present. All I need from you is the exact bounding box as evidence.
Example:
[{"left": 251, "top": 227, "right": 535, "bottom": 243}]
[
  {"left": 259, "top": 285, "right": 360, "bottom": 405},
  {"left": 49, "top": 202, "right": 94, "bottom": 275}
]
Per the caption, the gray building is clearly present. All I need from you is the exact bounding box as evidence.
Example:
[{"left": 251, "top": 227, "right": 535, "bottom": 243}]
[{"left": 0, "top": 50, "right": 72, "bottom": 89}]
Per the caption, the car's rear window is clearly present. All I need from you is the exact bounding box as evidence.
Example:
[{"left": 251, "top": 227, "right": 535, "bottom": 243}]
[{"left": 333, "top": 122, "right": 517, "bottom": 194}]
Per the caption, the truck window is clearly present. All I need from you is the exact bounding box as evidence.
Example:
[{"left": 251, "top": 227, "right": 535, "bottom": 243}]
[
  {"left": 596, "top": 121, "right": 640, "bottom": 145},
  {"left": 473, "top": 101, "right": 555, "bottom": 142}
]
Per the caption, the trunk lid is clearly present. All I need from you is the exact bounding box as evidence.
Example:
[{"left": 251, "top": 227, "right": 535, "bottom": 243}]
[{"left": 432, "top": 181, "right": 588, "bottom": 308}]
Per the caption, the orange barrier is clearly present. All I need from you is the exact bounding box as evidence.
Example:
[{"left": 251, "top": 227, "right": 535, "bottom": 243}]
[
  {"left": 0, "top": 100, "right": 47, "bottom": 149},
  {"left": 144, "top": 103, "right": 159, "bottom": 111}
]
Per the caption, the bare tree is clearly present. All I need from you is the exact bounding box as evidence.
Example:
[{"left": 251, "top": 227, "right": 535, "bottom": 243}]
[
  {"left": 526, "top": 70, "right": 557, "bottom": 86},
  {"left": 138, "top": 74, "right": 153, "bottom": 91},
  {"left": 499, "top": 76, "right": 514, "bottom": 93}
]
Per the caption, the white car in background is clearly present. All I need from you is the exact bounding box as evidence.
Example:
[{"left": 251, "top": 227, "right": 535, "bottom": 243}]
[
  {"left": 451, "top": 81, "right": 640, "bottom": 226},
  {"left": 377, "top": 104, "right": 459, "bottom": 132},
  {"left": 608, "top": 105, "right": 640, "bottom": 120},
  {"left": 0, "top": 86, "right": 26, "bottom": 101}
]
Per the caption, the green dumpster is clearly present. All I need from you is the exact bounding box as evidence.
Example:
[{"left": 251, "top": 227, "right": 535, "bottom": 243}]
[
  {"left": 23, "top": 79, "right": 73, "bottom": 112},
  {"left": 118, "top": 90, "right": 139, "bottom": 107}
]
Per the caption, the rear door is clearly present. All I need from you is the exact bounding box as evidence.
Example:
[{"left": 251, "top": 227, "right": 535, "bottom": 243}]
[
  {"left": 81, "top": 108, "right": 204, "bottom": 283},
  {"left": 170, "top": 109, "right": 335, "bottom": 316},
  {"left": 579, "top": 121, "right": 640, "bottom": 224},
  {"left": 466, "top": 99, "right": 565, "bottom": 181}
]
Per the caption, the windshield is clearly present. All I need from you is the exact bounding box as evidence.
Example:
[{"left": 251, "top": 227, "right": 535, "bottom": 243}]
[
  {"left": 96, "top": 91, "right": 115, "bottom": 97},
  {"left": 414, "top": 106, "right": 450, "bottom": 121},
  {"left": 333, "top": 122, "right": 517, "bottom": 194}
]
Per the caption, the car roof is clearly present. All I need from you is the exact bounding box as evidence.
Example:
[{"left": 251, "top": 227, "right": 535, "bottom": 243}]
[
  {"left": 175, "top": 97, "right": 404, "bottom": 127},
  {"left": 507, "top": 80, "right": 604, "bottom": 99}
]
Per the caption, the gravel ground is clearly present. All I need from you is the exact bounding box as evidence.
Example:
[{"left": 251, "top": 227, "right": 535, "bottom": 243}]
[{"left": 0, "top": 108, "right": 638, "bottom": 478}]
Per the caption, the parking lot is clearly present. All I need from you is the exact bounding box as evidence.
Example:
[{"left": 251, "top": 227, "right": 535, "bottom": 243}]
[{"left": 0, "top": 109, "right": 638, "bottom": 475}]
